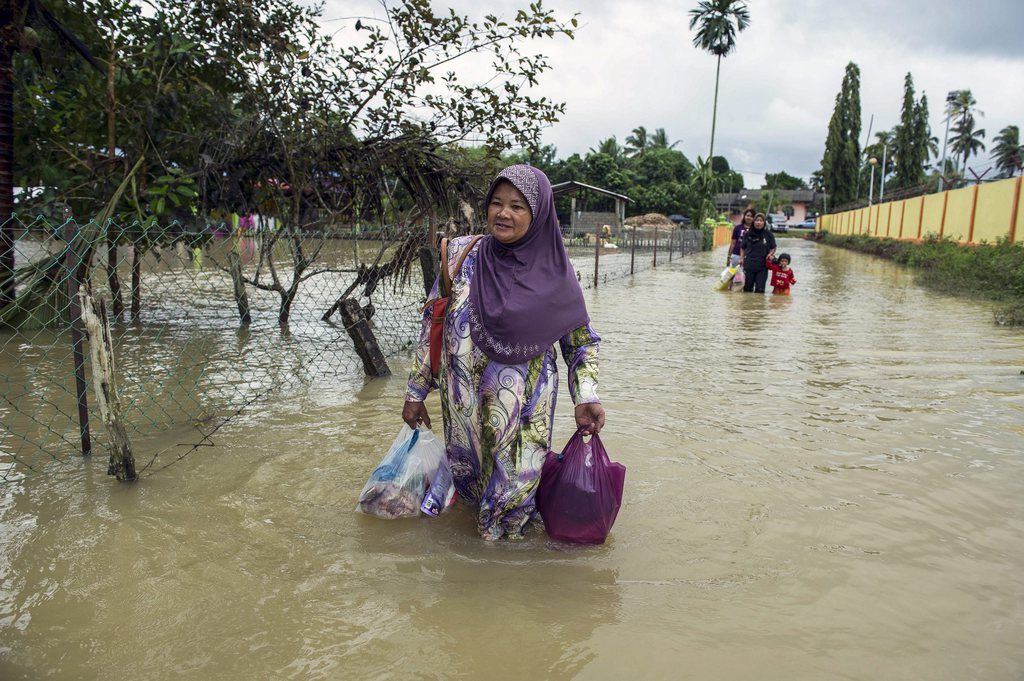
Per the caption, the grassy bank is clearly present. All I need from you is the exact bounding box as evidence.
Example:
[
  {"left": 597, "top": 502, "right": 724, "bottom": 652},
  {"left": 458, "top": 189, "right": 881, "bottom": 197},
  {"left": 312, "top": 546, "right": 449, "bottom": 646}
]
[{"left": 808, "top": 232, "right": 1024, "bottom": 325}]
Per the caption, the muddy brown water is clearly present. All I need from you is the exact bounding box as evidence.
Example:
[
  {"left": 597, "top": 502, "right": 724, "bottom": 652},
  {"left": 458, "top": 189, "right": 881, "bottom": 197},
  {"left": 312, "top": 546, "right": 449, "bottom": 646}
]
[{"left": 2, "top": 239, "right": 1023, "bottom": 680}]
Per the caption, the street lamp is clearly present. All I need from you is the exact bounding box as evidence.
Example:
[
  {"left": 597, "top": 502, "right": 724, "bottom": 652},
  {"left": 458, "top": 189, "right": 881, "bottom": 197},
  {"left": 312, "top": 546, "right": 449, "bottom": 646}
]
[{"left": 868, "top": 157, "right": 878, "bottom": 206}]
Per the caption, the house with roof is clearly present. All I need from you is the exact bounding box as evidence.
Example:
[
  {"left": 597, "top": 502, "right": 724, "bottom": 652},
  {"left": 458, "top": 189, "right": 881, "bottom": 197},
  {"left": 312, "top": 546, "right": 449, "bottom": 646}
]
[{"left": 715, "top": 189, "right": 823, "bottom": 225}]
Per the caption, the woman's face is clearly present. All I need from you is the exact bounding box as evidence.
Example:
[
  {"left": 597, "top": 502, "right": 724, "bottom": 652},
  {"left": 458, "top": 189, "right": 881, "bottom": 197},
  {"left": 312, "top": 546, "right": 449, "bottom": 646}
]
[
  {"left": 753, "top": 216, "right": 765, "bottom": 229},
  {"left": 743, "top": 211, "right": 754, "bottom": 225},
  {"left": 488, "top": 181, "right": 532, "bottom": 244}
]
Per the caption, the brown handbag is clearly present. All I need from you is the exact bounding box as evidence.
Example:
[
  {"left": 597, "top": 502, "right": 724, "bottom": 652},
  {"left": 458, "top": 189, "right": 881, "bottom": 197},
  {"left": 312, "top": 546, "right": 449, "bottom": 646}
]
[{"left": 424, "top": 235, "right": 483, "bottom": 379}]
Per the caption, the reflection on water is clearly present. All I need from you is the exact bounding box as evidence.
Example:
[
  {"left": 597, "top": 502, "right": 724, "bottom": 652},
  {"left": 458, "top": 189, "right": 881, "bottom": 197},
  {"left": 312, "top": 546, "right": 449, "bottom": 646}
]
[{"left": 2, "top": 239, "right": 1024, "bottom": 680}]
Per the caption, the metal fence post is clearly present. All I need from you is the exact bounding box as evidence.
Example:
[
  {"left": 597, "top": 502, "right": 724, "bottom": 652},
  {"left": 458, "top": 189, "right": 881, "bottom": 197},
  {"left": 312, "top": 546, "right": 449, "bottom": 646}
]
[
  {"left": 64, "top": 221, "right": 92, "bottom": 457},
  {"left": 653, "top": 226, "right": 658, "bottom": 268}
]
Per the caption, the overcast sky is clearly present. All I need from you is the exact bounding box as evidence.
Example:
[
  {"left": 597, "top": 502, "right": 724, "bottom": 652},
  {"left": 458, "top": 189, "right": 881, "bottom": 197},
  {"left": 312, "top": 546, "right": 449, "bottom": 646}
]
[{"left": 320, "top": 0, "right": 1024, "bottom": 188}]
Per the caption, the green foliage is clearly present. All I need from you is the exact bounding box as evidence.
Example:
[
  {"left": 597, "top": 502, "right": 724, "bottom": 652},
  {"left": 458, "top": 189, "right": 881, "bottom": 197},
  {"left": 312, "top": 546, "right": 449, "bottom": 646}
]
[
  {"left": 689, "top": 156, "right": 720, "bottom": 228},
  {"left": 992, "top": 125, "right": 1023, "bottom": 178},
  {"left": 688, "top": 0, "right": 751, "bottom": 57},
  {"left": 947, "top": 90, "right": 986, "bottom": 175},
  {"left": 649, "top": 128, "right": 679, "bottom": 150},
  {"left": 13, "top": 0, "right": 579, "bottom": 225},
  {"left": 762, "top": 171, "right": 807, "bottom": 190},
  {"left": 820, "top": 62, "right": 862, "bottom": 206},
  {"left": 892, "top": 73, "right": 930, "bottom": 188},
  {"left": 624, "top": 127, "right": 650, "bottom": 157},
  {"left": 812, "top": 232, "right": 1024, "bottom": 324}
]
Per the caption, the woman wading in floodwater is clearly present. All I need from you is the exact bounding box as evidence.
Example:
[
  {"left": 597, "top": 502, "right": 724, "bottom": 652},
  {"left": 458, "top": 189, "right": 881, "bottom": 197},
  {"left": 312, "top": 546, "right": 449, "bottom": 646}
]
[
  {"left": 402, "top": 165, "right": 606, "bottom": 540},
  {"left": 740, "top": 213, "right": 777, "bottom": 293}
]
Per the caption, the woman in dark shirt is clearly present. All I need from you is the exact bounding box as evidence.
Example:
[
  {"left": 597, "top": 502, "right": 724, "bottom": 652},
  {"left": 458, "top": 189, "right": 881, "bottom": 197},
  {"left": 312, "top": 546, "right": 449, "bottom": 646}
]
[{"left": 739, "top": 213, "right": 777, "bottom": 293}]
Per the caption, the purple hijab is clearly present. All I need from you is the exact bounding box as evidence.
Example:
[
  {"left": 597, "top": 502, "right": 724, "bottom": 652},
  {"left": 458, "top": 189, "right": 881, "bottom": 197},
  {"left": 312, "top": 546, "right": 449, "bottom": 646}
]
[{"left": 467, "top": 165, "right": 590, "bottom": 364}]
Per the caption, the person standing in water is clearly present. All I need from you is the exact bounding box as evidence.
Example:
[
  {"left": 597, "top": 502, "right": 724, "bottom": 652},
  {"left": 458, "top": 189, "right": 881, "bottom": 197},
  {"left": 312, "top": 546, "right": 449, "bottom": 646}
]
[
  {"left": 402, "top": 165, "right": 606, "bottom": 541},
  {"left": 739, "top": 213, "right": 777, "bottom": 293}
]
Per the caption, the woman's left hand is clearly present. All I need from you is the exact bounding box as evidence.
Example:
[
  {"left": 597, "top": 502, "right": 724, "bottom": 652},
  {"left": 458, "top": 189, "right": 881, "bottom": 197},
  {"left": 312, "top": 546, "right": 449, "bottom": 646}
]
[{"left": 575, "top": 403, "right": 606, "bottom": 435}]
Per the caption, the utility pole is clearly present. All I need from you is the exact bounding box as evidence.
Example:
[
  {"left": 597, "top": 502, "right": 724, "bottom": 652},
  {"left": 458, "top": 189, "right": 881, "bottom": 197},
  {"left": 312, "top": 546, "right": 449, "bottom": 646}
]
[
  {"left": 868, "top": 157, "right": 877, "bottom": 206},
  {"left": 938, "top": 90, "right": 958, "bottom": 191},
  {"left": 879, "top": 143, "right": 888, "bottom": 201}
]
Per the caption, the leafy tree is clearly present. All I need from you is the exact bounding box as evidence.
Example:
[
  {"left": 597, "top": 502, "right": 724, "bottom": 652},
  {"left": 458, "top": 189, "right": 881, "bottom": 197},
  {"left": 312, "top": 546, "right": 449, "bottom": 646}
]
[
  {"left": 809, "top": 170, "right": 824, "bottom": 193},
  {"left": 9, "top": 0, "right": 579, "bottom": 326},
  {"left": 718, "top": 169, "right": 744, "bottom": 192},
  {"left": 504, "top": 144, "right": 558, "bottom": 174},
  {"left": 762, "top": 171, "right": 807, "bottom": 190},
  {"left": 892, "top": 73, "right": 929, "bottom": 188},
  {"left": 991, "top": 125, "right": 1022, "bottom": 178},
  {"left": 820, "top": 61, "right": 861, "bottom": 206},
  {"left": 688, "top": 0, "right": 750, "bottom": 159}
]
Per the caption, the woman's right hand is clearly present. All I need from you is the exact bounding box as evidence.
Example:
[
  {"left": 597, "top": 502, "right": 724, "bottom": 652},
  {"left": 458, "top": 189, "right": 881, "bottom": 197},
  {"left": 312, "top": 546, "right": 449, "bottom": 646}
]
[{"left": 402, "top": 400, "right": 431, "bottom": 430}]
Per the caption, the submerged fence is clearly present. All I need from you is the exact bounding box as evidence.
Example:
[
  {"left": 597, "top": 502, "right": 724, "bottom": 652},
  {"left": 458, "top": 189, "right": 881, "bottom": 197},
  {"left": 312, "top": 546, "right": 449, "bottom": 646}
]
[{"left": 0, "top": 215, "right": 701, "bottom": 483}]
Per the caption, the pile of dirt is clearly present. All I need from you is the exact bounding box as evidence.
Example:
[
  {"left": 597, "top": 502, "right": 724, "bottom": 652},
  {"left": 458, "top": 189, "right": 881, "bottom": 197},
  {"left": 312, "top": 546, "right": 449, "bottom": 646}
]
[{"left": 623, "top": 213, "right": 676, "bottom": 227}]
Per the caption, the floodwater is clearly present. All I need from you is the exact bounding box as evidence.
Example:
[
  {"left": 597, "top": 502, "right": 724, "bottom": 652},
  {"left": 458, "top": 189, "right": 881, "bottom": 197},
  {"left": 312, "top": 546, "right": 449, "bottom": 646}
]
[{"left": 2, "top": 238, "right": 1023, "bottom": 680}]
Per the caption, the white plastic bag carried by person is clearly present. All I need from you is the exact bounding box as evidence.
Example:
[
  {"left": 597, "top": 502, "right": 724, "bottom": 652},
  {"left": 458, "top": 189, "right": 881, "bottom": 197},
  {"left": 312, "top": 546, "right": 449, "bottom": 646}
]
[
  {"left": 355, "top": 425, "right": 450, "bottom": 519},
  {"left": 715, "top": 264, "right": 740, "bottom": 290}
]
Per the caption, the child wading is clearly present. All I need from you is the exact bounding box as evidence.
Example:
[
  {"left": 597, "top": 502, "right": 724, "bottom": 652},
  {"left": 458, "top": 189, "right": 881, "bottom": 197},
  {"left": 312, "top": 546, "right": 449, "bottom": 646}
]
[{"left": 766, "top": 253, "right": 796, "bottom": 295}]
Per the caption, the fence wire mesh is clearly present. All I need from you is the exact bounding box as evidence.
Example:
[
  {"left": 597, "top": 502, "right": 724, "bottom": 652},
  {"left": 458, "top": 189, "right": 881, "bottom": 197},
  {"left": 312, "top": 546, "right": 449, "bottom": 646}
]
[{"left": 1, "top": 214, "right": 702, "bottom": 483}]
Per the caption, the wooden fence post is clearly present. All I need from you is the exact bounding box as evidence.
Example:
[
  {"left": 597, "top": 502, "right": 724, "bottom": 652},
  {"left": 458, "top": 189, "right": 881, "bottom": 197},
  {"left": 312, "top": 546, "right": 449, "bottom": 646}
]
[
  {"left": 630, "top": 225, "right": 636, "bottom": 274},
  {"left": 228, "top": 213, "right": 251, "bottom": 325},
  {"left": 78, "top": 286, "right": 136, "bottom": 481},
  {"left": 340, "top": 298, "right": 391, "bottom": 377},
  {"left": 418, "top": 245, "right": 438, "bottom": 296},
  {"left": 593, "top": 221, "right": 600, "bottom": 289},
  {"left": 653, "top": 227, "right": 658, "bottom": 268},
  {"left": 64, "top": 221, "right": 92, "bottom": 457}
]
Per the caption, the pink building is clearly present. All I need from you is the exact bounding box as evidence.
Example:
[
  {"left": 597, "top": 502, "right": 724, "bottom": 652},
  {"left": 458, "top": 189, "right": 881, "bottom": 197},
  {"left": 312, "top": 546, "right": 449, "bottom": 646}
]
[{"left": 715, "top": 190, "right": 822, "bottom": 225}]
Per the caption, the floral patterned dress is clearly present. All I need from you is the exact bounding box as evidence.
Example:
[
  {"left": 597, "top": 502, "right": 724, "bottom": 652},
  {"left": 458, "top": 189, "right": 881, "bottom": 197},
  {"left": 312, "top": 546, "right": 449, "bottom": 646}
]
[{"left": 406, "top": 235, "right": 601, "bottom": 540}]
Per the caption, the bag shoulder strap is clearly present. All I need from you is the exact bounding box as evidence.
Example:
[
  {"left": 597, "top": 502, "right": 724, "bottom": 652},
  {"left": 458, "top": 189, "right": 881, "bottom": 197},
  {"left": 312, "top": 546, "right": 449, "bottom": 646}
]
[
  {"left": 439, "top": 238, "right": 451, "bottom": 296},
  {"left": 440, "top": 235, "right": 483, "bottom": 295}
]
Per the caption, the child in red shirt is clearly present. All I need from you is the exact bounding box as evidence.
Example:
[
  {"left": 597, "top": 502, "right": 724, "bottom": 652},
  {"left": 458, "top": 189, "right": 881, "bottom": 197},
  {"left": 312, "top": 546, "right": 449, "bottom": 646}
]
[{"left": 766, "top": 253, "right": 796, "bottom": 295}]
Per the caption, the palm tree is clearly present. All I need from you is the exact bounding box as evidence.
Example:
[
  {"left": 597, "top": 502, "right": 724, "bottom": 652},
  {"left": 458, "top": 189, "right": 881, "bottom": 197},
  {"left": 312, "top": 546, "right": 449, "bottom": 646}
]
[
  {"left": 688, "top": 0, "right": 750, "bottom": 160},
  {"left": 589, "top": 136, "right": 623, "bottom": 160},
  {"left": 624, "top": 126, "right": 650, "bottom": 157},
  {"left": 950, "top": 114, "right": 986, "bottom": 175},
  {"left": 649, "top": 128, "right": 680, "bottom": 150},
  {"left": 950, "top": 90, "right": 983, "bottom": 122},
  {"left": 991, "top": 125, "right": 1022, "bottom": 177}
]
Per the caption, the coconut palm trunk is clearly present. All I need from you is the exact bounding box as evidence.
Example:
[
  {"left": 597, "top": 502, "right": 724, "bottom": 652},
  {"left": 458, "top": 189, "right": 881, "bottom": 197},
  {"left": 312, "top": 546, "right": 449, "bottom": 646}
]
[{"left": 709, "top": 53, "right": 721, "bottom": 159}]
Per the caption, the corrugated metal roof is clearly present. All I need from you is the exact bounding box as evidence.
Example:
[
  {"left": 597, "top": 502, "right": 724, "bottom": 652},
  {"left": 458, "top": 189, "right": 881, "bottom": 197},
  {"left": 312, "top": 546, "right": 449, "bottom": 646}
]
[{"left": 551, "top": 180, "right": 634, "bottom": 203}]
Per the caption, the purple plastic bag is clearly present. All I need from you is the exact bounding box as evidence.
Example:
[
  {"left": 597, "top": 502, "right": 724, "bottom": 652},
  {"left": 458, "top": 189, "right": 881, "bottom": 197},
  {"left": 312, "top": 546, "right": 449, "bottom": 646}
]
[{"left": 536, "top": 430, "right": 626, "bottom": 544}]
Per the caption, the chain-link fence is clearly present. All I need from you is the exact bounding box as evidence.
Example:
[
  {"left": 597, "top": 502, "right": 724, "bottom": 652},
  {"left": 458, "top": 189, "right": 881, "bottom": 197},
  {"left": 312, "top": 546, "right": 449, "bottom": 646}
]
[{"left": 1, "top": 215, "right": 702, "bottom": 483}]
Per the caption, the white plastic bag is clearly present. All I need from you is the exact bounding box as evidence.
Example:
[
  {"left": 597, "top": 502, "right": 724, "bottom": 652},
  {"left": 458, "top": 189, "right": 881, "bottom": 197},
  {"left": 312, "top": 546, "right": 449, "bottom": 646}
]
[
  {"left": 355, "top": 425, "right": 448, "bottom": 519},
  {"left": 715, "top": 264, "right": 739, "bottom": 290}
]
